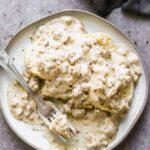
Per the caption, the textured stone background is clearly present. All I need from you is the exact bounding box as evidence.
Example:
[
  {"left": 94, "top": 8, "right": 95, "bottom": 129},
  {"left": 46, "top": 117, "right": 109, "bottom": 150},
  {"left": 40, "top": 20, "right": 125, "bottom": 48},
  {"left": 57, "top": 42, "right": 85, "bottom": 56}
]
[{"left": 0, "top": 0, "right": 150, "bottom": 150}]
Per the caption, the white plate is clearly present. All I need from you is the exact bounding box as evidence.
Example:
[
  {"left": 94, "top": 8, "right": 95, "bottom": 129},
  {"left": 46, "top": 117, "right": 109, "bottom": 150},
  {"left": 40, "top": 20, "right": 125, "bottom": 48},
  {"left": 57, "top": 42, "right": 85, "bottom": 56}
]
[{"left": 0, "top": 10, "right": 148, "bottom": 150}]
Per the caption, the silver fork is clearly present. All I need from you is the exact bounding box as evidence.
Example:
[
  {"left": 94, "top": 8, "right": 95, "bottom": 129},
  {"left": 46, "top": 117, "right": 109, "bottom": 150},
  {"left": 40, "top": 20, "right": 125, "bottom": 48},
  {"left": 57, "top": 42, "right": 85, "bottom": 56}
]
[{"left": 0, "top": 48, "right": 76, "bottom": 143}]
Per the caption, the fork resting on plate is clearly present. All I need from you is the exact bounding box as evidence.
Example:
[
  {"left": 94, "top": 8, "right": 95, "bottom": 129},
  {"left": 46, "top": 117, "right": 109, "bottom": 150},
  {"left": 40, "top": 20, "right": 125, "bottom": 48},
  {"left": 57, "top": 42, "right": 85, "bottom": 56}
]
[{"left": 0, "top": 48, "right": 76, "bottom": 144}]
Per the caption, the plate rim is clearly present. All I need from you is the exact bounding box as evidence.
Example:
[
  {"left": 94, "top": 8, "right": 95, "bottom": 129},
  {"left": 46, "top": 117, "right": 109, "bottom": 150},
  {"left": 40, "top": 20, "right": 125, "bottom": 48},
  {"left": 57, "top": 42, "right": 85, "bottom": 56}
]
[{"left": 0, "top": 9, "right": 149, "bottom": 150}]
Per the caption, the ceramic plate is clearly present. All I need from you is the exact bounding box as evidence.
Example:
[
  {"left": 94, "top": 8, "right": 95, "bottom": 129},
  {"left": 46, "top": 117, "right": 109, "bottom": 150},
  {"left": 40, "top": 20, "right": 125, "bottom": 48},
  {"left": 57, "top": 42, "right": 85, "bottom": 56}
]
[{"left": 0, "top": 10, "right": 148, "bottom": 150}]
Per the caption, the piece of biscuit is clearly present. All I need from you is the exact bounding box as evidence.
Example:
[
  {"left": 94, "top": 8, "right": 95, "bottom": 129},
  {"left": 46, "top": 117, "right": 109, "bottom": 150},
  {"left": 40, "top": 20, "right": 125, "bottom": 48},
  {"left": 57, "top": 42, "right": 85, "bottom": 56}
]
[{"left": 91, "top": 81, "right": 134, "bottom": 117}]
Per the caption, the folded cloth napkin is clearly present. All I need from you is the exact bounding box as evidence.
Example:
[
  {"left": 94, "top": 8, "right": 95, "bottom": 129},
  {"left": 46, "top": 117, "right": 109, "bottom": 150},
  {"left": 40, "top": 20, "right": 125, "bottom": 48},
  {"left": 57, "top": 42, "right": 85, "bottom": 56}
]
[{"left": 89, "top": 0, "right": 150, "bottom": 16}]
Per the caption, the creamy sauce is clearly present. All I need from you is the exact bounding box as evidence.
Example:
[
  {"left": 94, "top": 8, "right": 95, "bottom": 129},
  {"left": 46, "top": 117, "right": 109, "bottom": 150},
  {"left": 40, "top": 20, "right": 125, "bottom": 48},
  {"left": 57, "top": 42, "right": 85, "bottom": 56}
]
[{"left": 8, "top": 16, "right": 141, "bottom": 150}]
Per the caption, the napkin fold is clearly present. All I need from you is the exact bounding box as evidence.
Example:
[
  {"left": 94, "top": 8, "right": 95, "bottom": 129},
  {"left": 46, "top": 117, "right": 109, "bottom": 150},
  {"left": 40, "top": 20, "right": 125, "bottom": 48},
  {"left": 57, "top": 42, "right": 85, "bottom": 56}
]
[{"left": 89, "top": 0, "right": 150, "bottom": 16}]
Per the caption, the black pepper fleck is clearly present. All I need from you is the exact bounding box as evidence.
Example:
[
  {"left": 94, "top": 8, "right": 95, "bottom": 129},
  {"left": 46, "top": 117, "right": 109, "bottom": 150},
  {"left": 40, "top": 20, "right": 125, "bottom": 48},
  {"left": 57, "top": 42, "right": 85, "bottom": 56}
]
[
  {"left": 45, "top": 42, "right": 49, "bottom": 47},
  {"left": 29, "top": 37, "right": 33, "bottom": 42},
  {"left": 134, "top": 41, "right": 137, "bottom": 46}
]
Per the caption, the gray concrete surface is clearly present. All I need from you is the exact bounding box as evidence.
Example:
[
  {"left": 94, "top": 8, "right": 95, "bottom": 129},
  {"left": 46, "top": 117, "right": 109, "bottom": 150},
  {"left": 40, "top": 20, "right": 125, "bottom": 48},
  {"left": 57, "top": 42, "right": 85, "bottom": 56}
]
[{"left": 0, "top": 0, "right": 150, "bottom": 150}]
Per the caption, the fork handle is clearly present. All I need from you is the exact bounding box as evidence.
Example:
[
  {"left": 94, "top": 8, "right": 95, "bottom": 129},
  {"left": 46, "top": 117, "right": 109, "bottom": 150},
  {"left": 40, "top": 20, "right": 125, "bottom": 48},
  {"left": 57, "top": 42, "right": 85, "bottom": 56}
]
[{"left": 0, "top": 49, "right": 45, "bottom": 106}]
